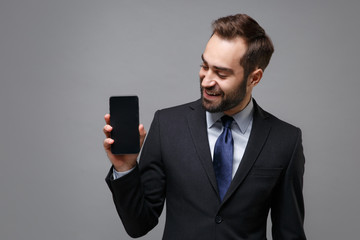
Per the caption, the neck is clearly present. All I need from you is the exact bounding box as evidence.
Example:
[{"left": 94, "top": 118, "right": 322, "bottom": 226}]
[{"left": 223, "top": 95, "right": 252, "bottom": 116}]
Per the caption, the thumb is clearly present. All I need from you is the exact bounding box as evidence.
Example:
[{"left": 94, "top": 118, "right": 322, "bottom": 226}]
[{"left": 139, "top": 124, "right": 147, "bottom": 147}]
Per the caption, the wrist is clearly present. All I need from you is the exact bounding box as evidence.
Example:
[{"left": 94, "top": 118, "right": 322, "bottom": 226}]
[{"left": 113, "top": 162, "right": 137, "bottom": 172}]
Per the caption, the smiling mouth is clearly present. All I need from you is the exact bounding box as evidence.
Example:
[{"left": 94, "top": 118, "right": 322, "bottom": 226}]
[{"left": 205, "top": 89, "right": 221, "bottom": 97}]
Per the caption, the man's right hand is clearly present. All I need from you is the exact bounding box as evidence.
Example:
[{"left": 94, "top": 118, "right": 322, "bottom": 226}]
[{"left": 103, "top": 113, "right": 147, "bottom": 172}]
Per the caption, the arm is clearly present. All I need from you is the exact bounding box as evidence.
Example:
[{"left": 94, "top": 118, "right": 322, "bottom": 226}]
[
  {"left": 271, "top": 128, "right": 307, "bottom": 240},
  {"left": 105, "top": 111, "right": 166, "bottom": 238}
]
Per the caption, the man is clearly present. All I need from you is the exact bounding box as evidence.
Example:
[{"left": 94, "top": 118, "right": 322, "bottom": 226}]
[{"left": 103, "top": 14, "right": 306, "bottom": 240}]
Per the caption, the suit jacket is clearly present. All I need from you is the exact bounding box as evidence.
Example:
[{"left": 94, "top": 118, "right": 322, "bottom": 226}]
[{"left": 106, "top": 99, "right": 306, "bottom": 240}]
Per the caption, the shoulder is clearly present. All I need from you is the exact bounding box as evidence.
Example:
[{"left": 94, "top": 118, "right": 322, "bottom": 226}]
[
  {"left": 155, "top": 99, "right": 203, "bottom": 119},
  {"left": 254, "top": 99, "right": 302, "bottom": 136}
]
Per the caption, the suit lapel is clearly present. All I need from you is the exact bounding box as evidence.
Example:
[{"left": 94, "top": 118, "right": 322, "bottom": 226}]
[
  {"left": 186, "top": 99, "right": 272, "bottom": 202},
  {"left": 223, "top": 100, "right": 272, "bottom": 202},
  {"left": 187, "top": 100, "right": 219, "bottom": 195}
]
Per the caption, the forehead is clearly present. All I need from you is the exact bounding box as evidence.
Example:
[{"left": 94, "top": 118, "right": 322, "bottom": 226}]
[{"left": 203, "top": 34, "right": 247, "bottom": 69}]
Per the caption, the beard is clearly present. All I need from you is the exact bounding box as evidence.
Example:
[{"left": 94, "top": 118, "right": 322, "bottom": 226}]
[{"left": 200, "top": 78, "right": 247, "bottom": 113}]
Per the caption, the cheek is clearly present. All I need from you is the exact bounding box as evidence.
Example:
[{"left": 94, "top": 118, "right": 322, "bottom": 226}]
[{"left": 219, "top": 79, "right": 237, "bottom": 93}]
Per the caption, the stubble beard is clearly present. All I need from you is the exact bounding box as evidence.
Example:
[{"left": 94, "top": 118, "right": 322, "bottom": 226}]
[{"left": 200, "top": 78, "right": 247, "bottom": 113}]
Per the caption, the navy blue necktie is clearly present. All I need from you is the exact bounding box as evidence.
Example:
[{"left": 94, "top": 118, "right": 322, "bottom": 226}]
[{"left": 213, "top": 115, "right": 234, "bottom": 201}]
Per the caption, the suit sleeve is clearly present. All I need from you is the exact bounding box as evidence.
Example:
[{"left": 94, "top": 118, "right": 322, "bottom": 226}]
[
  {"left": 105, "top": 110, "right": 166, "bottom": 238},
  {"left": 271, "top": 128, "right": 307, "bottom": 240}
]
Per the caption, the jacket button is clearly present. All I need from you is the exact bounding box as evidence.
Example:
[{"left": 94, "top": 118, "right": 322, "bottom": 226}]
[{"left": 215, "top": 215, "right": 223, "bottom": 224}]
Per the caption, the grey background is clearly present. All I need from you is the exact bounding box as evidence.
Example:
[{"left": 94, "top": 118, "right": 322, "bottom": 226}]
[{"left": 1, "top": 0, "right": 359, "bottom": 239}]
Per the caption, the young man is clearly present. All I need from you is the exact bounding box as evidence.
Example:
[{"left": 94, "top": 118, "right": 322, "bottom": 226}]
[{"left": 103, "top": 14, "right": 306, "bottom": 240}]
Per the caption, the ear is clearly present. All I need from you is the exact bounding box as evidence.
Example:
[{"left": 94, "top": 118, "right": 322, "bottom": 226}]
[{"left": 248, "top": 68, "right": 263, "bottom": 86}]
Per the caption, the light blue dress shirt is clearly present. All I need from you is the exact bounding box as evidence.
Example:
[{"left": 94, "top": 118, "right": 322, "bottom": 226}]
[
  {"left": 113, "top": 99, "right": 254, "bottom": 180},
  {"left": 206, "top": 99, "right": 253, "bottom": 179}
]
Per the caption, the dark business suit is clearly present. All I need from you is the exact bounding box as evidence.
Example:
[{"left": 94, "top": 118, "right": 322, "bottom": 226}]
[{"left": 106, "top": 99, "right": 306, "bottom": 240}]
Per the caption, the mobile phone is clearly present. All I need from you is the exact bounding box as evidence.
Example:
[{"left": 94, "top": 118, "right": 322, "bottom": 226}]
[{"left": 109, "top": 96, "right": 140, "bottom": 154}]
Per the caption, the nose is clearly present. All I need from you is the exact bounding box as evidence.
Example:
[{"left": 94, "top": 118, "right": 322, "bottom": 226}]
[{"left": 200, "top": 69, "right": 216, "bottom": 88}]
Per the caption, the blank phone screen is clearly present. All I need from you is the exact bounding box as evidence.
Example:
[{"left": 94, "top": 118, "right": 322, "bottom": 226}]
[{"left": 109, "top": 96, "right": 140, "bottom": 154}]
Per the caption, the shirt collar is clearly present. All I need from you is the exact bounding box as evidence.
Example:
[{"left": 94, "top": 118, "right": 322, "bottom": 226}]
[{"left": 206, "top": 98, "right": 254, "bottom": 134}]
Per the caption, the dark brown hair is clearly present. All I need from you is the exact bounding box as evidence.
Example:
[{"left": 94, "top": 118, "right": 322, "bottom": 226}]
[{"left": 212, "top": 14, "right": 274, "bottom": 77}]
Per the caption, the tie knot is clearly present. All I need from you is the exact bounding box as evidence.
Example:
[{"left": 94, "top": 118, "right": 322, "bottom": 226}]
[{"left": 221, "top": 115, "right": 233, "bottom": 128}]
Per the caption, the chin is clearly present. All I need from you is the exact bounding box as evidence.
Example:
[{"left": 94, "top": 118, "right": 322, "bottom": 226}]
[{"left": 201, "top": 97, "right": 222, "bottom": 113}]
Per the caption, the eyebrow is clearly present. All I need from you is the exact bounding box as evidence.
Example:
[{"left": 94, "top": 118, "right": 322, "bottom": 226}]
[{"left": 201, "top": 54, "right": 234, "bottom": 74}]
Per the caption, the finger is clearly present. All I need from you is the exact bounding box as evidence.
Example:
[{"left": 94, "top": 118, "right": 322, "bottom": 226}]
[
  {"left": 139, "top": 124, "right": 147, "bottom": 147},
  {"left": 103, "top": 124, "right": 113, "bottom": 138},
  {"left": 104, "top": 114, "right": 110, "bottom": 125},
  {"left": 103, "top": 138, "right": 114, "bottom": 151}
]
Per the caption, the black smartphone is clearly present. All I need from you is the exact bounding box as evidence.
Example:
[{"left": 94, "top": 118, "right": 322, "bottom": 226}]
[{"left": 109, "top": 96, "right": 140, "bottom": 154}]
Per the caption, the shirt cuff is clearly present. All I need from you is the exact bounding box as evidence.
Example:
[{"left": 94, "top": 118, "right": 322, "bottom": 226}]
[{"left": 112, "top": 166, "right": 135, "bottom": 180}]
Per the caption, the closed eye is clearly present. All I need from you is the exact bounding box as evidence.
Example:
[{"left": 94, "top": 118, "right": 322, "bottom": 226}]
[
  {"left": 216, "top": 72, "right": 227, "bottom": 79},
  {"left": 200, "top": 64, "right": 209, "bottom": 70}
]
